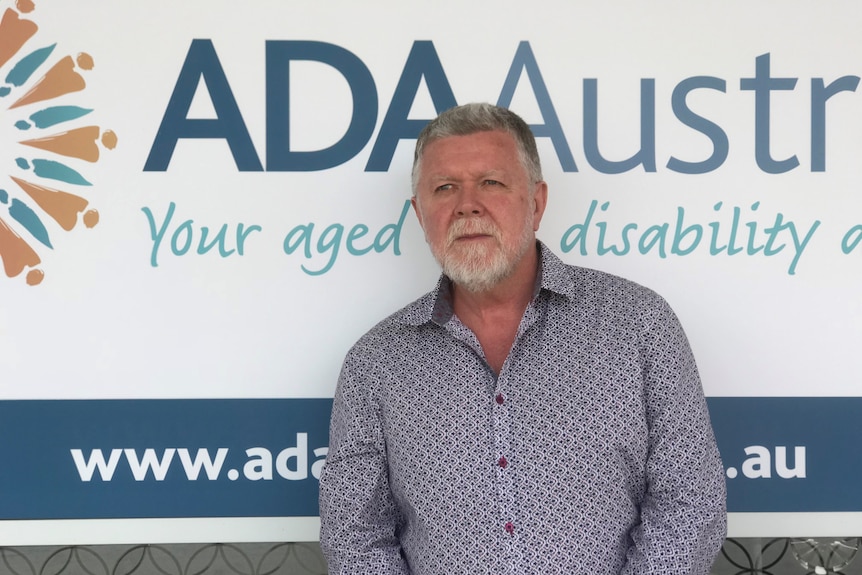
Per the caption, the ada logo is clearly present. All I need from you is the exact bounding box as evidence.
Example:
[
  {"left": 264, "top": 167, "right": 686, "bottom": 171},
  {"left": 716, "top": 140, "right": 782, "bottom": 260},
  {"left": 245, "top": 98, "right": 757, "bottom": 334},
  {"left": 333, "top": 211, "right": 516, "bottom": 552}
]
[{"left": 0, "top": 0, "right": 116, "bottom": 286}]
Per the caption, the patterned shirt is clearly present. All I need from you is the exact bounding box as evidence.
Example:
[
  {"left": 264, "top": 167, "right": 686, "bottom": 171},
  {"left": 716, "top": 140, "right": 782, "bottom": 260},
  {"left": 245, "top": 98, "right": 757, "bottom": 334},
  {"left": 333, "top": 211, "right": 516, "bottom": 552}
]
[{"left": 319, "top": 242, "right": 727, "bottom": 575}]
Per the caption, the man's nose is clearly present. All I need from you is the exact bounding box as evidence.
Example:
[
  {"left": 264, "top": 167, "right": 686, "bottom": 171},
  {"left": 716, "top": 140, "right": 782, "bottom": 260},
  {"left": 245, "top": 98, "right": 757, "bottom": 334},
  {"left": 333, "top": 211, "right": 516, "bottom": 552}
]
[{"left": 454, "top": 184, "right": 484, "bottom": 217}]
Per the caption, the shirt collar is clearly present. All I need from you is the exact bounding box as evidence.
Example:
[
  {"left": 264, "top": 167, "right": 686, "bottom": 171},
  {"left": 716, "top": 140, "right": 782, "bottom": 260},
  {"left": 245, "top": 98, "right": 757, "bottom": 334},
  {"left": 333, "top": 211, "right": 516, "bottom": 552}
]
[{"left": 398, "top": 241, "right": 578, "bottom": 327}]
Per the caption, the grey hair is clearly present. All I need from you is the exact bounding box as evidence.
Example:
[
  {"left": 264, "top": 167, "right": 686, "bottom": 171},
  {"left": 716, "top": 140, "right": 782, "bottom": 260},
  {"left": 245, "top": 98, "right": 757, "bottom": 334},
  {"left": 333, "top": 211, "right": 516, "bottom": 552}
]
[{"left": 411, "top": 103, "right": 543, "bottom": 195}]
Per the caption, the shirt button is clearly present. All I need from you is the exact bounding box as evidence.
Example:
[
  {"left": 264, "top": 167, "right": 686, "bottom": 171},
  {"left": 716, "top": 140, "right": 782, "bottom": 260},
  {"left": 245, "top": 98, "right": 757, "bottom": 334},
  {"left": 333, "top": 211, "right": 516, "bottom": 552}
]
[
  {"left": 504, "top": 521, "right": 515, "bottom": 535},
  {"left": 498, "top": 456, "right": 508, "bottom": 468},
  {"left": 495, "top": 393, "right": 504, "bottom": 405}
]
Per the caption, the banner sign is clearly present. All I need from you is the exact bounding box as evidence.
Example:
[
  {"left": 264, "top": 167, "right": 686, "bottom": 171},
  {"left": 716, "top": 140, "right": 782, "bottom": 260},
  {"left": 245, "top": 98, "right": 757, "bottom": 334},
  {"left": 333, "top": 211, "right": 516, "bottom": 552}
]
[
  {"left": 0, "top": 398, "right": 860, "bottom": 520},
  {"left": 0, "top": 400, "right": 330, "bottom": 519},
  {"left": 2, "top": 0, "right": 861, "bottom": 542}
]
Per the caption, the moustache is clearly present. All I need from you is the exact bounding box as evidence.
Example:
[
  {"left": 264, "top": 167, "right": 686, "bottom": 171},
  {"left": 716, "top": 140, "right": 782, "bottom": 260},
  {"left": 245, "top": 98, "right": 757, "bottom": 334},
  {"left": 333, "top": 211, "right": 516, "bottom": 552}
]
[{"left": 446, "top": 219, "right": 502, "bottom": 245}]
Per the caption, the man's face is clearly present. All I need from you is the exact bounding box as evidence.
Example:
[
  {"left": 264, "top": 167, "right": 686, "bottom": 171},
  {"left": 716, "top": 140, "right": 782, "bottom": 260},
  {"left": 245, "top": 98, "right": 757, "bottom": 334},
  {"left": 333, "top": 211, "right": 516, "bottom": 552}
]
[{"left": 411, "top": 130, "right": 547, "bottom": 292}]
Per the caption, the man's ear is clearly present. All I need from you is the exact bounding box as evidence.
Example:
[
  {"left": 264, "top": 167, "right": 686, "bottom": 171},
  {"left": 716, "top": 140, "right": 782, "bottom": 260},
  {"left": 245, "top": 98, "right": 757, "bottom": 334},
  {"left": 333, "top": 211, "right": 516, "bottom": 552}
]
[
  {"left": 411, "top": 196, "right": 425, "bottom": 230},
  {"left": 532, "top": 181, "right": 548, "bottom": 231}
]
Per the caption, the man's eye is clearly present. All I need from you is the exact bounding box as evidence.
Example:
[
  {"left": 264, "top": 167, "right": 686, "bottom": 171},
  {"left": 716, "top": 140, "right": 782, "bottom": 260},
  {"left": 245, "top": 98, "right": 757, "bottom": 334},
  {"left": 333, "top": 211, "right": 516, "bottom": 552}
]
[
  {"left": 435, "top": 184, "right": 453, "bottom": 192},
  {"left": 483, "top": 180, "right": 501, "bottom": 186}
]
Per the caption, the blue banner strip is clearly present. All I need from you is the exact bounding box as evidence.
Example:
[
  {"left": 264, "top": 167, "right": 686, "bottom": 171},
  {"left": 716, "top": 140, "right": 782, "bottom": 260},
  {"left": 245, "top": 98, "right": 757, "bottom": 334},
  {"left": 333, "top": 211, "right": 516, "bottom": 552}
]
[
  {"left": 0, "top": 399, "right": 330, "bottom": 519},
  {"left": 0, "top": 397, "right": 859, "bottom": 518},
  {"left": 709, "top": 397, "right": 862, "bottom": 512}
]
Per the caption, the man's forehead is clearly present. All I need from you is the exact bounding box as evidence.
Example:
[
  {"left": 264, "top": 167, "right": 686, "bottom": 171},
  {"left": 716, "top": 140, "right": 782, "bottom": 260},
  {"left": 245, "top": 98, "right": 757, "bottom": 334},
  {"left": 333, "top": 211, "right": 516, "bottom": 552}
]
[
  {"left": 425, "top": 129, "right": 515, "bottom": 149},
  {"left": 417, "top": 131, "right": 525, "bottom": 184},
  {"left": 422, "top": 131, "right": 519, "bottom": 163}
]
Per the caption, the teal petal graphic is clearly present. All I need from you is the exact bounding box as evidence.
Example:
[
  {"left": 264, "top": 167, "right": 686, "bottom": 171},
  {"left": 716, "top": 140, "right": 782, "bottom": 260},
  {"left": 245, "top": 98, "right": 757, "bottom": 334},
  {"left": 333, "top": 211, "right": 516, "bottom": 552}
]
[
  {"left": 29, "top": 106, "right": 93, "bottom": 129},
  {"left": 32, "top": 159, "right": 92, "bottom": 186},
  {"left": 9, "top": 198, "right": 53, "bottom": 249},
  {"left": 15, "top": 120, "right": 31, "bottom": 130},
  {"left": 0, "top": 190, "right": 8, "bottom": 204},
  {"left": 15, "top": 157, "right": 30, "bottom": 169},
  {"left": 5, "top": 44, "right": 56, "bottom": 87},
  {"left": 0, "top": 87, "right": 9, "bottom": 97}
]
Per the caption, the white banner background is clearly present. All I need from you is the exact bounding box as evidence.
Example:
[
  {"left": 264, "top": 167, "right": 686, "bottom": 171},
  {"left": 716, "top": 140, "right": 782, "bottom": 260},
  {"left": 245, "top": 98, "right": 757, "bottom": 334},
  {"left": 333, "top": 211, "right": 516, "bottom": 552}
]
[{"left": 2, "top": 0, "right": 861, "bottom": 542}]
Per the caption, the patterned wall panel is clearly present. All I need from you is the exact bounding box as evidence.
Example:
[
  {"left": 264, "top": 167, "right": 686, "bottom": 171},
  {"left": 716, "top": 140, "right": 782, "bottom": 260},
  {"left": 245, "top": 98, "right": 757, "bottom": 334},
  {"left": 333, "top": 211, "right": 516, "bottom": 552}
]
[{"left": 0, "top": 539, "right": 859, "bottom": 575}]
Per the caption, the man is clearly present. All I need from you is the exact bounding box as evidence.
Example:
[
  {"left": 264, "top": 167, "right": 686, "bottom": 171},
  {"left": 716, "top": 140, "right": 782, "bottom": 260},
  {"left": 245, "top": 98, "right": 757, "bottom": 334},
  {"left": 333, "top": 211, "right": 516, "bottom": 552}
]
[{"left": 319, "top": 103, "right": 726, "bottom": 574}]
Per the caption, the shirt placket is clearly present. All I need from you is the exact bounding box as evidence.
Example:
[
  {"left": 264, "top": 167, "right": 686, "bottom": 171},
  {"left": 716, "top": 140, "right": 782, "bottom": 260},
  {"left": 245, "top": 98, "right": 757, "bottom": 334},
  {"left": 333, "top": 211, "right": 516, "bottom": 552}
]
[
  {"left": 492, "top": 296, "right": 541, "bottom": 574},
  {"left": 438, "top": 290, "right": 542, "bottom": 574},
  {"left": 492, "top": 367, "right": 518, "bottom": 572},
  {"left": 442, "top": 317, "right": 517, "bottom": 565}
]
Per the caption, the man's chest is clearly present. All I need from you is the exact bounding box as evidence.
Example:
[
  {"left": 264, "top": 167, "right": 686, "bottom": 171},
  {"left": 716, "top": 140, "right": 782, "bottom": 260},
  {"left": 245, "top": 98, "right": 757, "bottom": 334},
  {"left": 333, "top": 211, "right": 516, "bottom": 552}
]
[{"left": 376, "top": 326, "right": 650, "bottom": 490}]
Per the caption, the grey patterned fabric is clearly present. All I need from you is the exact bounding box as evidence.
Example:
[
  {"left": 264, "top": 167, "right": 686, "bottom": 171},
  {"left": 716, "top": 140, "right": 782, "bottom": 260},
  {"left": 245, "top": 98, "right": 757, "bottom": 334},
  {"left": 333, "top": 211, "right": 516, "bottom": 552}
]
[{"left": 319, "top": 241, "right": 727, "bottom": 575}]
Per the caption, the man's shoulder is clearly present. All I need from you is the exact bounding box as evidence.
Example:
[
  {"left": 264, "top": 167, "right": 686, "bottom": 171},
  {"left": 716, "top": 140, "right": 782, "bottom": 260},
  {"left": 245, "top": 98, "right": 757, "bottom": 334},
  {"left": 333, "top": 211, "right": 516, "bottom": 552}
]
[
  {"left": 347, "top": 288, "right": 437, "bottom": 355},
  {"left": 549, "top": 257, "right": 665, "bottom": 310},
  {"left": 550, "top": 261, "right": 685, "bottom": 342},
  {"left": 540, "top": 242, "right": 661, "bottom": 304},
  {"left": 579, "top": 266, "right": 659, "bottom": 297}
]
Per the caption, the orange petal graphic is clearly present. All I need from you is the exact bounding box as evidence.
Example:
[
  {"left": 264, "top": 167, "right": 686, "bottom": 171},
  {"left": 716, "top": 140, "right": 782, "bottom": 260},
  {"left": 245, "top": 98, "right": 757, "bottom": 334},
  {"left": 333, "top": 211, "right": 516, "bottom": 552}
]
[
  {"left": 26, "top": 268, "right": 44, "bottom": 285},
  {"left": 11, "top": 176, "right": 88, "bottom": 231},
  {"left": 0, "top": 8, "right": 38, "bottom": 69},
  {"left": 20, "top": 125, "right": 101, "bottom": 162},
  {"left": 101, "top": 129, "right": 118, "bottom": 150},
  {"left": 76, "top": 52, "right": 93, "bottom": 70},
  {"left": 16, "top": 1, "right": 36, "bottom": 14},
  {"left": 83, "top": 209, "right": 99, "bottom": 228},
  {"left": 10, "top": 54, "right": 85, "bottom": 109},
  {"left": 0, "top": 214, "right": 41, "bottom": 278}
]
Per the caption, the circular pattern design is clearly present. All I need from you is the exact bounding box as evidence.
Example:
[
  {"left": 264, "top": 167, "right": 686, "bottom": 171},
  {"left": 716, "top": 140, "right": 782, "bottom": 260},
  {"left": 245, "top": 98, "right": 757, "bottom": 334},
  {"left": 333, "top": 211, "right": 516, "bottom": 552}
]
[
  {"left": 0, "top": 538, "right": 859, "bottom": 574},
  {"left": 0, "top": 544, "right": 326, "bottom": 575}
]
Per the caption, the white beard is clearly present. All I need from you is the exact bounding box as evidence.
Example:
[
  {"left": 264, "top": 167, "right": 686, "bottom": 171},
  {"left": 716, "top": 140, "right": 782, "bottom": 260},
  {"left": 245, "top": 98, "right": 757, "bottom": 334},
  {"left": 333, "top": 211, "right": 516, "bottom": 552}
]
[{"left": 429, "top": 209, "right": 535, "bottom": 293}]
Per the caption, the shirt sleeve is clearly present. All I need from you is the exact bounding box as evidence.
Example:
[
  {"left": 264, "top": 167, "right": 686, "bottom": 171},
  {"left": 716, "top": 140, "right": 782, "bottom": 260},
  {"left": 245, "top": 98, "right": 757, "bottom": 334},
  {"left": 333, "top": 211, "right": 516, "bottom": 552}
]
[
  {"left": 621, "top": 295, "right": 728, "bottom": 575},
  {"left": 318, "top": 346, "right": 410, "bottom": 575}
]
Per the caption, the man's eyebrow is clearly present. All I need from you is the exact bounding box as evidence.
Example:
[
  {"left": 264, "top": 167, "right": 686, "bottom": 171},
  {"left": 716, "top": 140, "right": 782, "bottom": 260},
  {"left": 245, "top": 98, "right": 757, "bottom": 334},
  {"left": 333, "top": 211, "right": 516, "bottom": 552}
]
[
  {"left": 431, "top": 169, "right": 508, "bottom": 179},
  {"left": 423, "top": 174, "right": 454, "bottom": 186}
]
